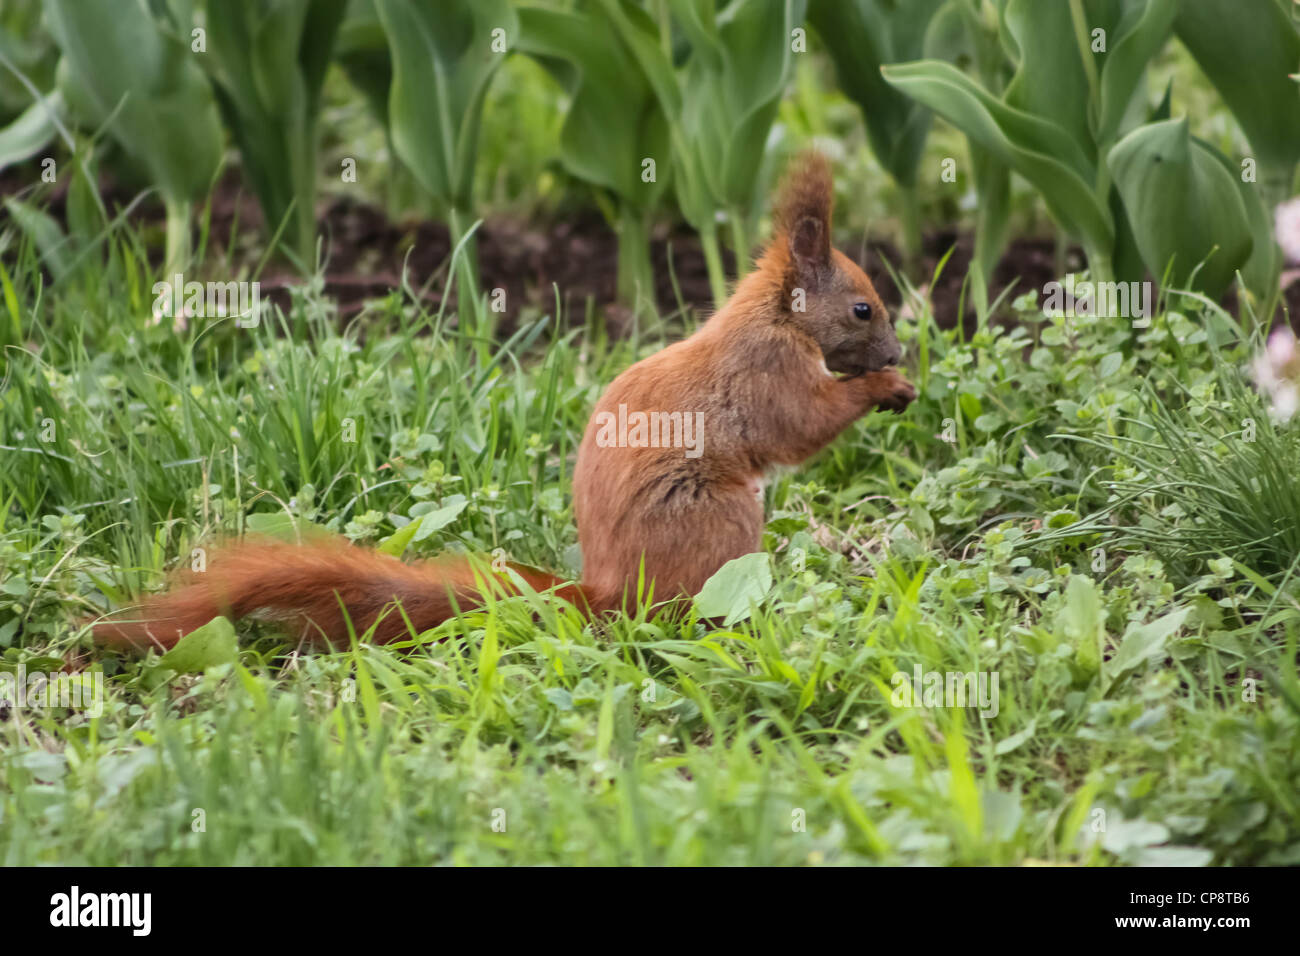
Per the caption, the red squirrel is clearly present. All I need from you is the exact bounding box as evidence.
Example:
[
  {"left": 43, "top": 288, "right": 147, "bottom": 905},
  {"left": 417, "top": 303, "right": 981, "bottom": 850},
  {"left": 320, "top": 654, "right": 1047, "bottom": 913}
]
[{"left": 92, "top": 152, "right": 915, "bottom": 650}]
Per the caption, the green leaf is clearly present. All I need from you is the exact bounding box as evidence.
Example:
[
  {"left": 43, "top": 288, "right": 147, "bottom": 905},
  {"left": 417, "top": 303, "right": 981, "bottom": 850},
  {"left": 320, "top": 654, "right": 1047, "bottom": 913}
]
[
  {"left": 1196, "top": 133, "right": 1282, "bottom": 302},
  {"left": 1095, "top": 0, "right": 1178, "bottom": 145},
  {"left": 1174, "top": 0, "right": 1300, "bottom": 184},
  {"left": 1108, "top": 117, "right": 1254, "bottom": 298},
  {"left": 883, "top": 60, "right": 1114, "bottom": 260},
  {"left": 377, "top": 514, "right": 422, "bottom": 557},
  {"left": 515, "top": 2, "right": 667, "bottom": 304},
  {"left": 1132, "top": 845, "right": 1214, "bottom": 867},
  {"left": 808, "top": 0, "right": 945, "bottom": 188},
  {"left": 515, "top": 4, "right": 668, "bottom": 210},
  {"left": 45, "top": 0, "right": 222, "bottom": 206},
  {"left": 1001, "top": 0, "right": 1093, "bottom": 162},
  {"left": 1061, "top": 574, "right": 1102, "bottom": 678},
  {"left": 1105, "top": 605, "right": 1190, "bottom": 684},
  {"left": 244, "top": 512, "right": 320, "bottom": 541},
  {"left": 673, "top": 0, "right": 809, "bottom": 213},
  {"left": 335, "top": 0, "right": 393, "bottom": 126},
  {"left": 158, "top": 615, "right": 238, "bottom": 673},
  {"left": 412, "top": 494, "right": 468, "bottom": 540},
  {"left": 1099, "top": 816, "right": 1169, "bottom": 853},
  {"left": 374, "top": 0, "right": 516, "bottom": 212},
  {"left": 694, "top": 552, "right": 773, "bottom": 625},
  {"left": 0, "top": 90, "right": 63, "bottom": 171},
  {"left": 993, "top": 718, "right": 1037, "bottom": 756},
  {"left": 65, "top": 144, "right": 106, "bottom": 252},
  {"left": 3, "top": 196, "right": 71, "bottom": 281},
  {"left": 201, "top": 0, "right": 347, "bottom": 263},
  {"left": 596, "top": 0, "right": 807, "bottom": 269}
]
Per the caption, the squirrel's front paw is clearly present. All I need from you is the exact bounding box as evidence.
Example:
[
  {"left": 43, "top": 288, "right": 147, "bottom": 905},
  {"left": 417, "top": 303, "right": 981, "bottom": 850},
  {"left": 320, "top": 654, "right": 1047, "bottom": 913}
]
[{"left": 874, "top": 369, "right": 917, "bottom": 414}]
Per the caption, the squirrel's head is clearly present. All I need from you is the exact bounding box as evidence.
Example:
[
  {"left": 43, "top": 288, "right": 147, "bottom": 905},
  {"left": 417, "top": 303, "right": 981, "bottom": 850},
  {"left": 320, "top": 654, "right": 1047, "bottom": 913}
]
[{"left": 761, "top": 152, "right": 900, "bottom": 377}]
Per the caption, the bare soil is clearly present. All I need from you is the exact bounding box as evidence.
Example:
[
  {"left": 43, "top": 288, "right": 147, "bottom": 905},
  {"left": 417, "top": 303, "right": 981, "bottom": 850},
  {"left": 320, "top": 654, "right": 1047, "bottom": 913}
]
[{"left": 6, "top": 165, "right": 1297, "bottom": 335}]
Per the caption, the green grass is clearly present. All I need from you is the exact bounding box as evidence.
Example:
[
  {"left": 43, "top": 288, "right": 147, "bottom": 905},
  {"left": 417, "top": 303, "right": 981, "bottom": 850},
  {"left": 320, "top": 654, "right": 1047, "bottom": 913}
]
[{"left": 1, "top": 212, "right": 1298, "bottom": 865}]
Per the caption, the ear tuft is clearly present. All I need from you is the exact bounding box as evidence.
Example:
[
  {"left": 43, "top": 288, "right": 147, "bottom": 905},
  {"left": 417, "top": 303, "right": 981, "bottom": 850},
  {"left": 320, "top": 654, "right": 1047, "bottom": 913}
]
[{"left": 774, "top": 151, "right": 834, "bottom": 266}]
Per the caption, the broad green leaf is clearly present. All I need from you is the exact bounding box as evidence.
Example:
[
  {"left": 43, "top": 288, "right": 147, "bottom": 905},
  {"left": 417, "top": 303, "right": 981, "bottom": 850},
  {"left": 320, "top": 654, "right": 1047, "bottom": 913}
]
[
  {"left": 883, "top": 60, "right": 1114, "bottom": 260},
  {"left": 335, "top": 0, "right": 392, "bottom": 126},
  {"left": 0, "top": 90, "right": 63, "bottom": 171},
  {"left": 1109, "top": 117, "right": 1254, "bottom": 298},
  {"left": 244, "top": 513, "right": 299, "bottom": 540},
  {"left": 592, "top": 0, "right": 682, "bottom": 121},
  {"left": 244, "top": 512, "right": 329, "bottom": 542},
  {"left": 159, "top": 615, "right": 239, "bottom": 673},
  {"left": 597, "top": 0, "right": 806, "bottom": 274},
  {"left": 694, "top": 552, "right": 773, "bottom": 625},
  {"left": 676, "top": 0, "right": 809, "bottom": 213},
  {"left": 0, "top": 1, "right": 57, "bottom": 122},
  {"left": 1096, "top": 0, "right": 1178, "bottom": 145},
  {"left": 809, "top": 0, "right": 945, "bottom": 188},
  {"left": 1099, "top": 816, "right": 1169, "bottom": 853},
  {"left": 44, "top": 0, "right": 222, "bottom": 207},
  {"left": 1001, "top": 0, "right": 1094, "bottom": 163},
  {"left": 201, "top": 0, "right": 347, "bottom": 264},
  {"left": 1104, "top": 605, "right": 1190, "bottom": 683},
  {"left": 515, "top": 3, "right": 668, "bottom": 304},
  {"left": 1196, "top": 133, "right": 1281, "bottom": 301},
  {"left": 1063, "top": 573, "right": 1103, "bottom": 678},
  {"left": 993, "top": 719, "right": 1037, "bottom": 756},
  {"left": 412, "top": 495, "right": 468, "bottom": 540},
  {"left": 1174, "top": 0, "right": 1300, "bottom": 189},
  {"left": 924, "top": 0, "right": 1011, "bottom": 310},
  {"left": 377, "top": 515, "right": 423, "bottom": 557},
  {"left": 374, "top": 0, "right": 516, "bottom": 214},
  {"left": 1132, "top": 845, "right": 1214, "bottom": 867},
  {"left": 516, "top": 4, "right": 668, "bottom": 210},
  {"left": 592, "top": 0, "right": 714, "bottom": 238}
]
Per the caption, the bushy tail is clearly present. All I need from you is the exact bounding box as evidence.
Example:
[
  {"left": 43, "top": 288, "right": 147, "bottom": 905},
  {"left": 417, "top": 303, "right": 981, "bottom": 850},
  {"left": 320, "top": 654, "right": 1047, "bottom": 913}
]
[{"left": 91, "top": 538, "right": 583, "bottom": 651}]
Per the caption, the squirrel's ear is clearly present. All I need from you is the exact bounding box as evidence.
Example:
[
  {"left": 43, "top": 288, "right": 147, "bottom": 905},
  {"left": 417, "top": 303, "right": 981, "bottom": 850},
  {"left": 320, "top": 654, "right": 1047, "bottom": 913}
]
[
  {"left": 774, "top": 151, "right": 833, "bottom": 283},
  {"left": 789, "top": 216, "right": 827, "bottom": 279}
]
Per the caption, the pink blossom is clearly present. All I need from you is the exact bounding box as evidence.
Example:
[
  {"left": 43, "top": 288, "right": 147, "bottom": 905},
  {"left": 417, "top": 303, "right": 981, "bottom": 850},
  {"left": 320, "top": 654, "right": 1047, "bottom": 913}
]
[
  {"left": 1252, "top": 327, "right": 1300, "bottom": 423},
  {"left": 1275, "top": 197, "right": 1300, "bottom": 264}
]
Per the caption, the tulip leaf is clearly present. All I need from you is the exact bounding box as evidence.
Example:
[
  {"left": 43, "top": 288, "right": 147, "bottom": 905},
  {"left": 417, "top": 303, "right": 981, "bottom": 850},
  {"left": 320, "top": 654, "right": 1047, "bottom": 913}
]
[
  {"left": 201, "top": 0, "right": 347, "bottom": 265},
  {"left": 374, "top": 0, "right": 516, "bottom": 215},
  {"left": 44, "top": 0, "right": 221, "bottom": 208},
  {"left": 515, "top": 5, "right": 668, "bottom": 211},
  {"left": 1174, "top": 0, "right": 1300, "bottom": 187},
  {"left": 1108, "top": 117, "right": 1254, "bottom": 299},
  {"left": 516, "top": 3, "right": 668, "bottom": 305},
  {"left": 1096, "top": 0, "right": 1178, "bottom": 145},
  {"left": 883, "top": 60, "right": 1114, "bottom": 263},
  {"left": 809, "top": 0, "right": 945, "bottom": 189},
  {"left": 0, "top": 89, "right": 63, "bottom": 172},
  {"left": 1002, "top": 0, "right": 1094, "bottom": 163}
]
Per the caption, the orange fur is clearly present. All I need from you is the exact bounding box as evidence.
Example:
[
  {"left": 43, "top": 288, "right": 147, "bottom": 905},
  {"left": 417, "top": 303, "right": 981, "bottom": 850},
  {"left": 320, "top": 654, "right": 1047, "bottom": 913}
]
[{"left": 93, "top": 539, "right": 582, "bottom": 651}]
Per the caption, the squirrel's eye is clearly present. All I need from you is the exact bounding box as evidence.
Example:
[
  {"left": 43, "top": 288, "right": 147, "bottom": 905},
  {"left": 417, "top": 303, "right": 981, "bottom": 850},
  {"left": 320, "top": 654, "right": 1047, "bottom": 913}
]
[{"left": 853, "top": 302, "right": 872, "bottom": 320}]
